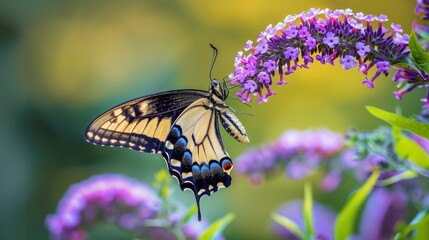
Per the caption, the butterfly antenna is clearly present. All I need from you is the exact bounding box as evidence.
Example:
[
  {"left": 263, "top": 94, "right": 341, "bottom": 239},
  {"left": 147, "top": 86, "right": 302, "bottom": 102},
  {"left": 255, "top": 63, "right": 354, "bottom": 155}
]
[
  {"left": 209, "top": 44, "right": 218, "bottom": 81},
  {"left": 229, "top": 96, "right": 252, "bottom": 108},
  {"left": 222, "top": 76, "right": 233, "bottom": 85},
  {"left": 228, "top": 105, "right": 254, "bottom": 116}
]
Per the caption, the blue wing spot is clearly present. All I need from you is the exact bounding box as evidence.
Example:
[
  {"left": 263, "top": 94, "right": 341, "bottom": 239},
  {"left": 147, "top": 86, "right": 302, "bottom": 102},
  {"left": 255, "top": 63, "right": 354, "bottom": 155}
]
[
  {"left": 182, "top": 150, "right": 193, "bottom": 172},
  {"left": 201, "top": 163, "right": 210, "bottom": 173},
  {"left": 172, "top": 137, "right": 187, "bottom": 160},
  {"left": 192, "top": 164, "right": 200, "bottom": 173},
  {"left": 208, "top": 161, "right": 224, "bottom": 186},
  {"left": 209, "top": 161, "right": 221, "bottom": 170},
  {"left": 167, "top": 126, "right": 182, "bottom": 144},
  {"left": 200, "top": 163, "right": 212, "bottom": 184}
]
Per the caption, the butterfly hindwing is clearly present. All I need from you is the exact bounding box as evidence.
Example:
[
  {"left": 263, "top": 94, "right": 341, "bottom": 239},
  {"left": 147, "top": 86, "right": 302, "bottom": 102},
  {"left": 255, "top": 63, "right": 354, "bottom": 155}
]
[
  {"left": 161, "top": 98, "right": 233, "bottom": 219},
  {"left": 85, "top": 90, "right": 208, "bottom": 153}
]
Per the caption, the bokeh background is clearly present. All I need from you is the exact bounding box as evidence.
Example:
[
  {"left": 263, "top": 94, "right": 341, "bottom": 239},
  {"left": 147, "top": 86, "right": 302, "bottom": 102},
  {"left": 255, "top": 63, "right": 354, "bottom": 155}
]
[{"left": 0, "top": 0, "right": 423, "bottom": 239}]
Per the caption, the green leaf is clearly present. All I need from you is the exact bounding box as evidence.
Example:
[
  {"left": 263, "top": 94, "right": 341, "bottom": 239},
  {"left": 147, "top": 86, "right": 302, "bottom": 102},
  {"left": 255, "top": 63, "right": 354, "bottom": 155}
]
[
  {"left": 181, "top": 204, "right": 198, "bottom": 224},
  {"left": 394, "top": 208, "right": 429, "bottom": 240},
  {"left": 198, "top": 213, "right": 235, "bottom": 240},
  {"left": 303, "top": 182, "right": 314, "bottom": 240},
  {"left": 394, "top": 56, "right": 422, "bottom": 72},
  {"left": 392, "top": 127, "right": 429, "bottom": 170},
  {"left": 366, "top": 106, "right": 429, "bottom": 139},
  {"left": 409, "top": 31, "right": 429, "bottom": 74},
  {"left": 335, "top": 169, "right": 380, "bottom": 240},
  {"left": 415, "top": 29, "right": 429, "bottom": 42},
  {"left": 394, "top": 61, "right": 415, "bottom": 71},
  {"left": 378, "top": 170, "right": 417, "bottom": 186},
  {"left": 271, "top": 213, "right": 304, "bottom": 239},
  {"left": 414, "top": 212, "right": 429, "bottom": 240}
]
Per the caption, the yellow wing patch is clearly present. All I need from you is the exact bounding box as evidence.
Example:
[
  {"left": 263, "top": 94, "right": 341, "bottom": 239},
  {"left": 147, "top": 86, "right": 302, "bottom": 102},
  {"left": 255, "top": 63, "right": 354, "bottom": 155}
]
[
  {"left": 173, "top": 98, "right": 228, "bottom": 165},
  {"left": 86, "top": 99, "right": 173, "bottom": 152}
]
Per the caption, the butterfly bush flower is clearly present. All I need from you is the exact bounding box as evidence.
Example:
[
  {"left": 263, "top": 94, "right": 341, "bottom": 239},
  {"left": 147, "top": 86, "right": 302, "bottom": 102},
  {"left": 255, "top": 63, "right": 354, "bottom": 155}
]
[
  {"left": 45, "top": 174, "right": 161, "bottom": 240},
  {"left": 235, "top": 129, "right": 346, "bottom": 189},
  {"left": 413, "top": 0, "right": 429, "bottom": 51},
  {"left": 416, "top": 0, "right": 429, "bottom": 20},
  {"left": 46, "top": 173, "right": 226, "bottom": 240},
  {"left": 229, "top": 8, "right": 410, "bottom": 104},
  {"left": 391, "top": 0, "right": 429, "bottom": 106},
  {"left": 236, "top": 110, "right": 429, "bottom": 191}
]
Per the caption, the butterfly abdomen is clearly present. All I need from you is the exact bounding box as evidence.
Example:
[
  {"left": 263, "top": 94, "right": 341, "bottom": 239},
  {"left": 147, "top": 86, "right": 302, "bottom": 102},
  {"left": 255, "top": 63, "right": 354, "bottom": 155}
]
[{"left": 219, "top": 111, "right": 249, "bottom": 143}]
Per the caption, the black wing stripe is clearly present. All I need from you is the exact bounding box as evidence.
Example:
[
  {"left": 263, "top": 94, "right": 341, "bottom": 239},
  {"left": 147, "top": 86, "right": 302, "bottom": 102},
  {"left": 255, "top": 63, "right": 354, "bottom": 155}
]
[
  {"left": 93, "top": 104, "right": 135, "bottom": 145},
  {"left": 110, "top": 105, "right": 136, "bottom": 145}
]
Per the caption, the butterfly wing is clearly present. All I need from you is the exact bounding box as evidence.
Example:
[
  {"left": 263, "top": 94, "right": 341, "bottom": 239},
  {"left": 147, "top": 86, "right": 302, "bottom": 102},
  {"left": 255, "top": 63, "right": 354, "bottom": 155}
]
[
  {"left": 85, "top": 89, "right": 235, "bottom": 220},
  {"left": 162, "top": 97, "right": 233, "bottom": 220},
  {"left": 85, "top": 89, "right": 208, "bottom": 153}
]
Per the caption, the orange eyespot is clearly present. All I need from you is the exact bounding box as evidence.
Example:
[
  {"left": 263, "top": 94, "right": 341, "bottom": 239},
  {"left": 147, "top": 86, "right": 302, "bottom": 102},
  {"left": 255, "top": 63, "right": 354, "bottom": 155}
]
[{"left": 222, "top": 162, "right": 233, "bottom": 171}]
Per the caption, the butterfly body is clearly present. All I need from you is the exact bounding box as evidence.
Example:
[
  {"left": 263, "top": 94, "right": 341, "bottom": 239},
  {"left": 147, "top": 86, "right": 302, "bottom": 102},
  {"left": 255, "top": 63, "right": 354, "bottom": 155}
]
[{"left": 85, "top": 80, "right": 248, "bottom": 220}]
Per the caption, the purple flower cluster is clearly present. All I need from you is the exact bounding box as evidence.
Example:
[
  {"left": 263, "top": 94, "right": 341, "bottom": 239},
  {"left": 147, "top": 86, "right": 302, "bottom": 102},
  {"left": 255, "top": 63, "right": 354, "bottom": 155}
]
[
  {"left": 46, "top": 174, "right": 223, "bottom": 240},
  {"left": 235, "top": 129, "right": 346, "bottom": 188},
  {"left": 236, "top": 125, "right": 429, "bottom": 191},
  {"left": 229, "top": 8, "right": 409, "bottom": 104},
  {"left": 391, "top": 0, "right": 429, "bottom": 106},
  {"left": 416, "top": 0, "right": 429, "bottom": 20},
  {"left": 46, "top": 174, "right": 161, "bottom": 240},
  {"left": 392, "top": 67, "right": 429, "bottom": 103}
]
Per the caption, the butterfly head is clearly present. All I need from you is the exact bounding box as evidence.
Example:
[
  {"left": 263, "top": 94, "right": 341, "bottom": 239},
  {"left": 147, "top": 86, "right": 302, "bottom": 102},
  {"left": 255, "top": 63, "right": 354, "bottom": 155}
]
[{"left": 209, "top": 79, "right": 229, "bottom": 101}]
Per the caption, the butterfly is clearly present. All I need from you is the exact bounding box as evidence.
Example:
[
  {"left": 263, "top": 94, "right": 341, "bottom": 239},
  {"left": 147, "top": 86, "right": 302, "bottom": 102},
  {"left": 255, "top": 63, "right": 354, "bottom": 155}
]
[{"left": 85, "top": 48, "right": 249, "bottom": 220}]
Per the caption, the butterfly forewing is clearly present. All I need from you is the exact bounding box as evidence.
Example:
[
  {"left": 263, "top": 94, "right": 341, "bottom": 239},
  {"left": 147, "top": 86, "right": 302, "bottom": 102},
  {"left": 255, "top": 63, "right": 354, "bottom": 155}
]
[{"left": 85, "top": 90, "right": 208, "bottom": 153}]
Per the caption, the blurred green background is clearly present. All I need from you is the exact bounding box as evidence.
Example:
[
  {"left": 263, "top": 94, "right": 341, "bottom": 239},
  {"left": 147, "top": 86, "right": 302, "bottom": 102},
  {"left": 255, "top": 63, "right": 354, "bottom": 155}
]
[{"left": 0, "top": 0, "right": 422, "bottom": 239}]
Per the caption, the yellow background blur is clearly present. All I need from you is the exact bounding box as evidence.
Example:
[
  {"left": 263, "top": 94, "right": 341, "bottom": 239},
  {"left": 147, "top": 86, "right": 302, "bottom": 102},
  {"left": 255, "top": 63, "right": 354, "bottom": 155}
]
[{"left": 0, "top": 0, "right": 421, "bottom": 239}]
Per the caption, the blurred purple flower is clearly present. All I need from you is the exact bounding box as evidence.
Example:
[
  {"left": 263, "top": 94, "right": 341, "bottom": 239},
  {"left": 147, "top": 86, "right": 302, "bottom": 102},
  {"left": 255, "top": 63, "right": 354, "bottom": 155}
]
[
  {"left": 229, "top": 8, "right": 409, "bottom": 103},
  {"left": 389, "top": 0, "right": 429, "bottom": 106},
  {"left": 181, "top": 216, "right": 225, "bottom": 240},
  {"left": 286, "top": 160, "right": 312, "bottom": 180},
  {"left": 46, "top": 174, "right": 161, "bottom": 240},
  {"left": 277, "top": 129, "right": 344, "bottom": 156},
  {"left": 416, "top": 0, "right": 429, "bottom": 20},
  {"left": 392, "top": 67, "right": 429, "bottom": 103},
  {"left": 273, "top": 200, "right": 336, "bottom": 240},
  {"left": 235, "top": 145, "right": 277, "bottom": 185},
  {"left": 181, "top": 217, "right": 209, "bottom": 240},
  {"left": 356, "top": 188, "right": 407, "bottom": 240},
  {"left": 236, "top": 129, "right": 345, "bottom": 186},
  {"left": 321, "top": 170, "right": 342, "bottom": 191}
]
